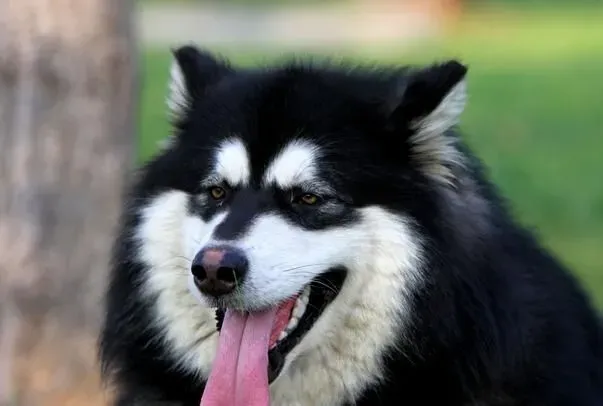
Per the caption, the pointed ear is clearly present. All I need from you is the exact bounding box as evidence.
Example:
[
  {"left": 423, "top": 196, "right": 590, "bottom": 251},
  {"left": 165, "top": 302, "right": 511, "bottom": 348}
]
[
  {"left": 386, "top": 60, "right": 468, "bottom": 185},
  {"left": 166, "top": 45, "right": 232, "bottom": 119}
]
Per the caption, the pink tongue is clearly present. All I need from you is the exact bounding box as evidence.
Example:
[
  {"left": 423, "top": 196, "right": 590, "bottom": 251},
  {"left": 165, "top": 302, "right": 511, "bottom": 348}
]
[{"left": 200, "top": 308, "right": 277, "bottom": 406}]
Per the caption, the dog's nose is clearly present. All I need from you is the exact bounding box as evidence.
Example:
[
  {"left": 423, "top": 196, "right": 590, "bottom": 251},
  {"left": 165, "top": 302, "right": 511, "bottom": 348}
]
[{"left": 191, "top": 246, "right": 248, "bottom": 297}]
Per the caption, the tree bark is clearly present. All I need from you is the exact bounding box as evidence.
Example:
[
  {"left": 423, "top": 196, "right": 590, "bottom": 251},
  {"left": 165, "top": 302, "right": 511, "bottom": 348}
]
[{"left": 0, "top": 1, "right": 137, "bottom": 405}]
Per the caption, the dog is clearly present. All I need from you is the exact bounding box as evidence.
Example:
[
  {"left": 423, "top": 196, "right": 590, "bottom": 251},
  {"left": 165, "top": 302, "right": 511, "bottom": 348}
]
[{"left": 99, "top": 45, "right": 603, "bottom": 405}]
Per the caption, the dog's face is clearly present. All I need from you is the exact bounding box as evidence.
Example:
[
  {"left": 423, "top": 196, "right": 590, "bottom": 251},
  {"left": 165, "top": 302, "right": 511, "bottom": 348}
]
[{"left": 135, "top": 46, "right": 468, "bottom": 392}]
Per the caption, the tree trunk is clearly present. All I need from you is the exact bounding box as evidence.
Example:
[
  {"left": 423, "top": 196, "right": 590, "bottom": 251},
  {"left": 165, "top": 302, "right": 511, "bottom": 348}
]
[{"left": 0, "top": 1, "right": 137, "bottom": 405}]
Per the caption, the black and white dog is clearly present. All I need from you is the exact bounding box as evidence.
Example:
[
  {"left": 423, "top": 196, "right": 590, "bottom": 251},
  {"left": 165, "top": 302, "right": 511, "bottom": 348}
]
[{"left": 99, "top": 45, "right": 603, "bottom": 405}]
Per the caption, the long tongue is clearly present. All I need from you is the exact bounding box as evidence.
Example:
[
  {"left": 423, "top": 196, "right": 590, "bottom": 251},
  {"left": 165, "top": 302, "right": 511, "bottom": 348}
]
[{"left": 200, "top": 308, "right": 277, "bottom": 406}]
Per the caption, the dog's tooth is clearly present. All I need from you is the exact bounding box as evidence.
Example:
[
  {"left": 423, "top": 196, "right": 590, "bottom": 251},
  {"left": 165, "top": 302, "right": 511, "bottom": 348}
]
[
  {"left": 278, "top": 330, "right": 288, "bottom": 341},
  {"left": 286, "top": 315, "right": 299, "bottom": 331},
  {"left": 295, "top": 298, "right": 305, "bottom": 313},
  {"left": 290, "top": 287, "right": 309, "bottom": 321},
  {"left": 301, "top": 287, "right": 310, "bottom": 304},
  {"left": 283, "top": 286, "right": 310, "bottom": 337},
  {"left": 293, "top": 301, "right": 306, "bottom": 319}
]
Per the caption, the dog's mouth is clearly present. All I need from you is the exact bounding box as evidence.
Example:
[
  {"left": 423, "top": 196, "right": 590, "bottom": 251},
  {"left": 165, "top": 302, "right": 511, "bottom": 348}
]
[{"left": 213, "top": 268, "right": 346, "bottom": 383}]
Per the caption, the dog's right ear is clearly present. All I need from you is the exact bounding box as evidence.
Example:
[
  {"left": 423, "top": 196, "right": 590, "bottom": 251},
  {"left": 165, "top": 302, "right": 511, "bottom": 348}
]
[
  {"left": 166, "top": 45, "right": 233, "bottom": 119},
  {"left": 383, "top": 60, "right": 468, "bottom": 186}
]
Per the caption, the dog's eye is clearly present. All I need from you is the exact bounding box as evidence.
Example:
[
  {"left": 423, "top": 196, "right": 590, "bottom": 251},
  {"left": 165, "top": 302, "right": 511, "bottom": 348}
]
[
  {"left": 209, "top": 186, "right": 226, "bottom": 200},
  {"left": 294, "top": 193, "right": 320, "bottom": 206},
  {"left": 301, "top": 194, "right": 318, "bottom": 205}
]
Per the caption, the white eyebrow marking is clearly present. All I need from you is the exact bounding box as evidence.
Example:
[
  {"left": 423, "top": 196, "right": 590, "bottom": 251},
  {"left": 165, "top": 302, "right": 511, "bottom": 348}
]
[
  {"left": 212, "top": 138, "right": 250, "bottom": 186},
  {"left": 263, "top": 140, "right": 320, "bottom": 188}
]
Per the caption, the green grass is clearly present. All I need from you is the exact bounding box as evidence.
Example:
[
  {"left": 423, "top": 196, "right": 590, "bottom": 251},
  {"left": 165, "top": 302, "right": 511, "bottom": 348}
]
[{"left": 137, "top": 6, "right": 603, "bottom": 306}]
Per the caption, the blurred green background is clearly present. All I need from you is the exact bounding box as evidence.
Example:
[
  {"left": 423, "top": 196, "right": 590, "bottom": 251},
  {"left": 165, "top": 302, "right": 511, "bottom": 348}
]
[{"left": 137, "top": 0, "right": 603, "bottom": 306}]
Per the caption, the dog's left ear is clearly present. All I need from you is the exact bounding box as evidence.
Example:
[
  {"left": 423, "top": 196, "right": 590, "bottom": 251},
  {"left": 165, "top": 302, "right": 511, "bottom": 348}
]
[
  {"left": 385, "top": 60, "right": 468, "bottom": 185},
  {"left": 159, "top": 46, "right": 233, "bottom": 150},
  {"left": 166, "top": 45, "right": 233, "bottom": 119}
]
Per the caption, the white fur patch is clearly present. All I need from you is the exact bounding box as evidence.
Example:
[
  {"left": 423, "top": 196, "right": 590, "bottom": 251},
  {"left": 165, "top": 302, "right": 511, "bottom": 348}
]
[
  {"left": 410, "top": 79, "right": 467, "bottom": 185},
  {"left": 210, "top": 138, "right": 250, "bottom": 187},
  {"left": 263, "top": 140, "right": 320, "bottom": 188},
  {"left": 166, "top": 59, "right": 189, "bottom": 119},
  {"left": 269, "top": 208, "right": 423, "bottom": 405},
  {"left": 136, "top": 186, "right": 424, "bottom": 404},
  {"left": 136, "top": 191, "right": 219, "bottom": 377}
]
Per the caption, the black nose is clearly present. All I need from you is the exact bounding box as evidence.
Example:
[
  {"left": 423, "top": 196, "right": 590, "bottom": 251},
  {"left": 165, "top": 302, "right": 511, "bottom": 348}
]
[{"left": 191, "top": 245, "right": 248, "bottom": 297}]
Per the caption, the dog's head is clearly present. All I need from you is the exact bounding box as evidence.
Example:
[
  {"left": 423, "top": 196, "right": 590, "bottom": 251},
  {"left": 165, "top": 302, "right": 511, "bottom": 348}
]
[{"left": 136, "top": 46, "right": 469, "bottom": 391}]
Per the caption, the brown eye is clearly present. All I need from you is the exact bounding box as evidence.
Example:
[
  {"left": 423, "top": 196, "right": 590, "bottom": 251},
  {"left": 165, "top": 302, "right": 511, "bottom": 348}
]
[
  {"left": 299, "top": 193, "right": 319, "bottom": 205},
  {"left": 209, "top": 186, "right": 226, "bottom": 200}
]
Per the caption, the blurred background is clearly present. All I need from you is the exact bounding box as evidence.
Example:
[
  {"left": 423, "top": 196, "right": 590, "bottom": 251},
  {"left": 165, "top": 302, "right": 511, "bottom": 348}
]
[{"left": 0, "top": 0, "right": 601, "bottom": 404}]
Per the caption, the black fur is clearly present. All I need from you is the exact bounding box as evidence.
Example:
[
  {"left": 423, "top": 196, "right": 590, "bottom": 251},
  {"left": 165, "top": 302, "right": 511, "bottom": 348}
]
[{"left": 99, "top": 46, "right": 603, "bottom": 405}]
